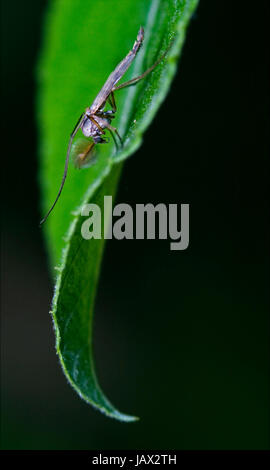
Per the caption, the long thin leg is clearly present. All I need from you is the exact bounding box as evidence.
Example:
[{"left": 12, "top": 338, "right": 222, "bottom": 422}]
[
  {"left": 108, "top": 91, "right": 117, "bottom": 113},
  {"left": 107, "top": 122, "right": 123, "bottom": 146},
  {"left": 95, "top": 116, "right": 123, "bottom": 147},
  {"left": 112, "top": 46, "right": 169, "bottom": 92},
  {"left": 88, "top": 115, "right": 105, "bottom": 134},
  {"left": 113, "top": 127, "right": 123, "bottom": 147},
  {"left": 40, "top": 113, "right": 85, "bottom": 225},
  {"left": 108, "top": 128, "right": 118, "bottom": 151}
]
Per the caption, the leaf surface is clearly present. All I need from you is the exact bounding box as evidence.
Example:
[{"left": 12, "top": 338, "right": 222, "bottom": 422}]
[{"left": 38, "top": 0, "right": 199, "bottom": 420}]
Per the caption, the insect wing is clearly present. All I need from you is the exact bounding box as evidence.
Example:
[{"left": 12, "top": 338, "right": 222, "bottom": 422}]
[{"left": 71, "top": 138, "right": 97, "bottom": 168}]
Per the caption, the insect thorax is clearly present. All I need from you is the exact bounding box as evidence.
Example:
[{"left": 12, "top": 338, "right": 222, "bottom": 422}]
[{"left": 81, "top": 114, "right": 110, "bottom": 139}]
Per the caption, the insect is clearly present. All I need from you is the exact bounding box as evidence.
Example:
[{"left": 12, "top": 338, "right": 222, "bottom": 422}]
[{"left": 40, "top": 27, "right": 169, "bottom": 224}]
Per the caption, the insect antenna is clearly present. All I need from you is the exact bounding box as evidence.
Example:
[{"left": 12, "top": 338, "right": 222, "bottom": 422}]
[{"left": 40, "top": 113, "right": 84, "bottom": 225}]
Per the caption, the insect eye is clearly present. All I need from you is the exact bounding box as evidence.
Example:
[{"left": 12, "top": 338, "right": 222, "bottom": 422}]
[{"left": 71, "top": 138, "right": 96, "bottom": 169}]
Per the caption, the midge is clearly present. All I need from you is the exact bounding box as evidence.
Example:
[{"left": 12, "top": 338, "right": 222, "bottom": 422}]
[{"left": 40, "top": 27, "right": 169, "bottom": 225}]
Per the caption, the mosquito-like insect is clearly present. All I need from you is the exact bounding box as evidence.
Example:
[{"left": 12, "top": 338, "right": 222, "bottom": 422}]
[{"left": 40, "top": 26, "right": 169, "bottom": 225}]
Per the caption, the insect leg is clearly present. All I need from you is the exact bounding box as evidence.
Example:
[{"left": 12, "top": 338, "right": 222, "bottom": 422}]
[
  {"left": 108, "top": 91, "right": 117, "bottom": 113},
  {"left": 112, "top": 46, "right": 170, "bottom": 92},
  {"left": 95, "top": 116, "right": 123, "bottom": 147},
  {"left": 40, "top": 113, "right": 85, "bottom": 225},
  {"left": 97, "top": 93, "right": 117, "bottom": 118},
  {"left": 88, "top": 115, "right": 106, "bottom": 134},
  {"left": 109, "top": 124, "right": 123, "bottom": 147},
  {"left": 108, "top": 128, "right": 119, "bottom": 151}
]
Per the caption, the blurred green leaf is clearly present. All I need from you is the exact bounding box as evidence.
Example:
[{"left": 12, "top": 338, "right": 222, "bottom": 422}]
[{"left": 38, "top": 0, "right": 199, "bottom": 421}]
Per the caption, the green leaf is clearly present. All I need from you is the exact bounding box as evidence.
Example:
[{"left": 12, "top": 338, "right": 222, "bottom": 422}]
[{"left": 38, "top": 0, "right": 199, "bottom": 421}]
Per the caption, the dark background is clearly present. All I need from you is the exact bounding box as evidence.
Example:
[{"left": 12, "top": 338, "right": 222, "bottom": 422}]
[{"left": 1, "top": 0, "right": 269, "bottom": 449}]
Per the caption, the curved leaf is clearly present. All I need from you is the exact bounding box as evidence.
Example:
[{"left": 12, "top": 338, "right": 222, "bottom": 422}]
[{"left": 38, "top": 0, "right": 199, "bottom": 421}]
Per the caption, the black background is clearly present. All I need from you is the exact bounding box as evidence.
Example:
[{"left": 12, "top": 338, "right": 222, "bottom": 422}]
[{"left": 1, "top": 0, "right": 269, "bottom": 449}]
